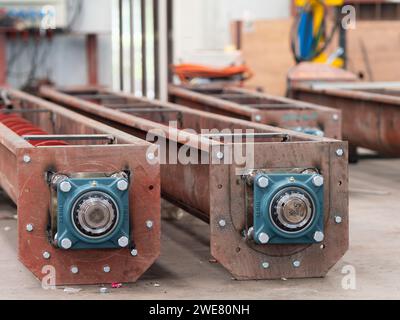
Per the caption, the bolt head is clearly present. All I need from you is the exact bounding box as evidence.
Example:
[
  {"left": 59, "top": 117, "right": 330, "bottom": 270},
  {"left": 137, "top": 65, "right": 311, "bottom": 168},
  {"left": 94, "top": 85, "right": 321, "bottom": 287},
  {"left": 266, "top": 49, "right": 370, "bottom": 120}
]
[
  {"left": 293, "top": 260, "right": 301, "bottom": 268},
  {"left": 42, "top": 251, "right": 51, "bottom": 260},
  {"left": 314, "top": 231, "right": 325, "bottom": 242},
  {"left": 218, "top": 219, "right": 226, "bottom": 227},
  {"left": 117, "top": 179, "right": 129, "bottom": 191},
  {"left": 335, "top": 216, "right": 343, "bottom": 224},
  {"left": 258, "top": 232, "right": 270, "bottom": 244},
  {"left": 26, "top": 224, "right": 34, "bottom": 232},
  {"left": 70, "top": 266, "right": 79, "bottom": 274},
  {"left": 289, "top": 177, "right": 296, "bottom": 183},
  {"left": 147, "top": 152, "right": 155, "bottom": 161},
  {"left": 61, "top": 238, "right": 72, "bottom": 250},
  {"left": 216, "top": 152, "right": 224, "bottom": 160},
  {"left": 255, "top": 115, "right": 262, "bottom": 122},
  {"left": 336, "top": 148, "right": 344, "bottom": 157},
  {"left": 130, "top": 249, "right": 138, "bottom": 257},
  {"left": 257, "top": 176, "right": 269, "bottom": 188},
  {"left": 103, "top": 265, "right": 111, "bottom": 273},
  {"left": 59, "top": 181, "right": 72, "bottom": 193},
  {"left": 312, "top": 175, "right": 324, "bottom": 187},
  {"left": 146, "top": 220, "right": 154, "bottom": 229},
  {"left": 23, "top": 155, "right": 31, "bottom": 163},
  {"left": 118, "top": 236, "right": 129, "bottom": 248},
  {"left": 261, "top": 262, "right": 270, "bottom": 269},
  {"left": 332, "top": 114, "right": 339, "bottom": 121}
]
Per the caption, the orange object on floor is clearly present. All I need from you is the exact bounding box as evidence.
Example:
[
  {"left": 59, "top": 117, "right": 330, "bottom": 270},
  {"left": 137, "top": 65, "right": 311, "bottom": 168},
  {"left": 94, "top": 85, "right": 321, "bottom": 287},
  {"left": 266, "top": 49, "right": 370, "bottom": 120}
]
[{"left": 171, "top": 63, "right": 253, "bottom": 84}]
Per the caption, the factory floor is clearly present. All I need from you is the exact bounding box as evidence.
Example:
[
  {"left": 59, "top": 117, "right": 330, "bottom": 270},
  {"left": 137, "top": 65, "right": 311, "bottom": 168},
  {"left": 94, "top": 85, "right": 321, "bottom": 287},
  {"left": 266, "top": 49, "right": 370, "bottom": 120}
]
[{"left": 0, "top": 157, "right": 399, "bottom": 300}]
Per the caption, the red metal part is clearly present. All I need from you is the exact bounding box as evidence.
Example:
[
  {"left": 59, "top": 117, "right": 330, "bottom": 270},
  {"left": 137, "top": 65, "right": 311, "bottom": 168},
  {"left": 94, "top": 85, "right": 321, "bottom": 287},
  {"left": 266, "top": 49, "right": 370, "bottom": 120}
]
[
  {"left": 0, "top": 113, "right": 67, "bottom": 146},
  {"left": 40, "top": 85, "right": 349, "bottom": 280},
  {"left": 0, "top": 88, "right": 160, "bottom": 285}
]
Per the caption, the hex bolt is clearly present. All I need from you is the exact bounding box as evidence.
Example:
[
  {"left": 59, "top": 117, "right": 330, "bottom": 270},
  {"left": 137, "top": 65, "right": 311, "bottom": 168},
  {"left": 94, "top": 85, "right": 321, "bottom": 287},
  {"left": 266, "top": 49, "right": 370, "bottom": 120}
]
[
  {"left": 147, "top": 152, "right": 155, "bottom": 161},
  {"left": 258, "top": 232, "right": 270, "bottom": 244},
  {"left": 293, "top": 260, "right": 301, "bottom": 268},
  {"left": 61, "top": 238, "right": 72, "bottom": 250},
  {"left": 336, "top": 148, "right": 344, "bottom": 157},
  {"left": 26, "top": 224, "right": 34, "bottom": 232},
  {"left": 218, "top": 219, "right": 226, "bottom": 228},
  {"left": 255, "top": 115, "right": 262, "bottom": 122},
  {"left": 23, "top": 155, "right": 31, "bottom": 163},
  {"left": 118, "top": 236, "right": 129, "bottom": 248},
  {"left": 59, "top": 181, "right": 72, "bottom": 193},
  {"left": 216, "top": 152, "right": 224, "bottom": 160},
  {"left": 335, "top": 216, "right": 343, "bottom": 224},
  {"left": 70, "top": 266, "right": 79, "bottom": 274},
  {"left": 312, "top": 175, "right": 324, "bottom": 187},
  {"left": 103, "top": 265, "right": 111, "bottom": 273},
  {"left": 289, "top": 177, "right": 295, "bottom": 183},
  {"left": 332, "top": 114, "right": 339, "bottom": 121},
  {"left": 257, "top": 176, "right": 269, "bottom": 188},
  {"left": 42, "top": 251, "right": 51, "bottom": 260},
  {"left": 117, "top": 179, "right": 129, "bottom": 191},
  {"left": 261, "top": 262, "right": 270, "bottom": 269},
  {"left": 146, "top": 220, "right": 154, "bottom": 229},
  {"left": 131, "top": 249, "right": 138, "bottom": 257},
  {"left": 313, "top": 231, "right": 325, "bottom": 242}
]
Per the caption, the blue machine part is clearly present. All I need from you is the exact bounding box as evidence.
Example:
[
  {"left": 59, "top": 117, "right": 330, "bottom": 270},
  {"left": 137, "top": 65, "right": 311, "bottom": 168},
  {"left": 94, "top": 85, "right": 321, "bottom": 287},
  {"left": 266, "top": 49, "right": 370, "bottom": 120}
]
[
  {"left": 56, "top": 177, "right": 130, "bottom": 250},
  {"left": 253, "top": 173, "right": 324, "bottom": 244},
  {"left": 291, "top": 126, "right": 325, "bottom": 137}
]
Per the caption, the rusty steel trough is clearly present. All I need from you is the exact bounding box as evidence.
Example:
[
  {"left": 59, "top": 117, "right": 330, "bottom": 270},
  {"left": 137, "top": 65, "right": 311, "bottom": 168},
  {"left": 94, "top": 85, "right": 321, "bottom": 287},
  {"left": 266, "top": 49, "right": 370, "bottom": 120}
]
[
  {"left": 289, "top": 83, "right": 400, "bottom": 157},
  {"left": 0, "top": 88, "right": 160, "bottom": 285},
  {"left": 39, "top": 85, "right": 349, "bottom": 280},
  {"left": 169, "top": 84, "right": 342, "bottom": 140}
]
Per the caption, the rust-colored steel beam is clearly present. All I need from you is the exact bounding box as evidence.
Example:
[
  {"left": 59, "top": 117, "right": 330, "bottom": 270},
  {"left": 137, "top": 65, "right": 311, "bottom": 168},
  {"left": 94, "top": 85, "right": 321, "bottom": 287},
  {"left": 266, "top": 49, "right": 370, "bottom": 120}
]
[
  {"left": 289, "top": 83, "right": 400, "bottom": 156},
  {"left": 40, "top": 85, "right": 349, "bottom": 280},
  {"left": 169, "top": 84, "right": 342, "bottom": 140},
  {"left": 86, "top": 34, "right": 99, "bottom": 86},
  {"left": 0, "top": 88, "right": 160, "bottom": 285}
]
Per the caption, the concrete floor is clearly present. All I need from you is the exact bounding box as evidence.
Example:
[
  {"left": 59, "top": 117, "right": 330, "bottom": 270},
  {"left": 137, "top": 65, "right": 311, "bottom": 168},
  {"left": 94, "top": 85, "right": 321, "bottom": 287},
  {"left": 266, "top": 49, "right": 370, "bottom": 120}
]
[{"left": 0, "top": 157, "right": 399, "bottom": 300}]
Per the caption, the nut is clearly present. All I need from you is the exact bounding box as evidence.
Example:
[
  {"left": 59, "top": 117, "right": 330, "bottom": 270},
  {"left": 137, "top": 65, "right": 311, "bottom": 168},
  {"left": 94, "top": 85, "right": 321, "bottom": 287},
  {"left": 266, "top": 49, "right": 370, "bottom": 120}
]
[
  {"left": 103, "top": 265, "right": 111, "bottom": 273},
  {"left": 257, "top": 176, "right": 269, "bottom": 188},
  {"left": 218, "top": 219, "right": 226, "bottom": 227},
  {"left": 258, "top": 232, "right": 270, "bottom": 244},
  {"left": 42, "top": 251, "right": 51, "bottom": 260},
  {"left": 312, "top": 175, "right": 324, "bottom": 187},
  {"left": 335, "top": 216, "right": 343, "bottom": 224},
  {"left": 59, "top": 181, "right": 72, "bottom": 193},
  {"left": 26, "top": 224, "right": 34, "bottom": 232},
  {"left": 117, "top": 179, "right": 129, "bottom": 191},
  {"left": 70, "top": 266, "right": 79, "bottom": 274},
  {"left": 130, "top": 249, "right": 138, "bottom": 257},
  {"left": 146, "top": 220, "right": 154, "bottom": 229},
  {"left": 261, "top": 262, "right": 270, "bottom": 269},
  {"left": 118, "top": 236, "right": 129, "bottom": 248},
  {"left": 336, "top": 149, "right": 344, "bottom": 157},
  {"left": 216, "top": 152, "right": 224, "bottom": 160},
  {"left": 293, "top": 260, "right": 301, "bottom": 268},
  {"left": 313, "top": 231, "right": 324, "bottom": 242},
  {"left": 23, "top": 155, "right": 31, "bottom": 163},
  {"left": 61, "top": 238, "right": 72, "bottom": 250}
]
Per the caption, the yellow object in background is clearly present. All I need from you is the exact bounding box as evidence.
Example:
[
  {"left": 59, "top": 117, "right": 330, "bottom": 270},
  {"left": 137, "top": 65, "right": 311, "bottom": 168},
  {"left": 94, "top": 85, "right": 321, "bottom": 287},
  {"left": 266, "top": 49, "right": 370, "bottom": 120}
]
[{"left": 295, "top": 0, "right": 344, "bottom": 7}]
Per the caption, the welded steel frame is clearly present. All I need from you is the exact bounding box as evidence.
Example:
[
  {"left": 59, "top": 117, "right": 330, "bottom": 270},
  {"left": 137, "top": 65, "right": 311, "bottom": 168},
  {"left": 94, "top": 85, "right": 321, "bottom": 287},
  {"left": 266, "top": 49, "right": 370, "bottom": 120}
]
[
  {"left": 40, "top": 85, "right": 349, "bottom": 280},
  {"left": 0, "top": 88, "right": 160, "bottom": 285},
  {"left": 169, "top": 85, "right": 342, "bottom": 140}
]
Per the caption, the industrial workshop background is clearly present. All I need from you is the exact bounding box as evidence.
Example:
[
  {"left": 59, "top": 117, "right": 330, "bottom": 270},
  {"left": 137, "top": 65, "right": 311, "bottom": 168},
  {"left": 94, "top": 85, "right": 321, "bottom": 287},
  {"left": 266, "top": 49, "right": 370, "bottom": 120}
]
[{"left": 0, "top": 0, "right": 399, "bottom": 302}]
